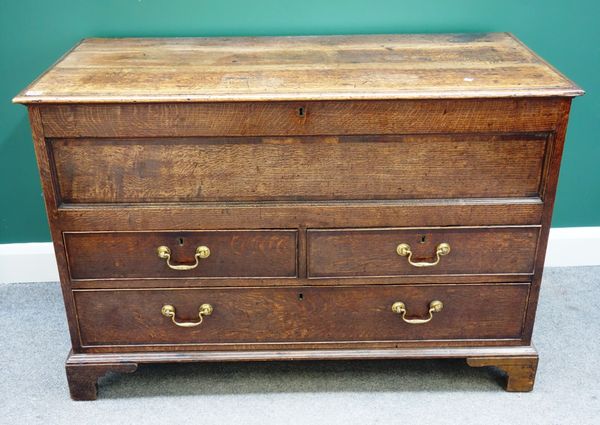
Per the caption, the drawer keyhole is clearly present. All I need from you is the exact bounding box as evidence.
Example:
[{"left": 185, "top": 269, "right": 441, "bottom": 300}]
[
  {"left": 298, "top": 293, "right": 304, "bottom": 301},
  {"left": 178, "top": 237, "right": 185, "bottom": 246},
  {"left": 297, "top": 107, "right": 305, "bottom": 117},
  {"left": 420, "top": 235, "right": 426, "bottom": 244}
]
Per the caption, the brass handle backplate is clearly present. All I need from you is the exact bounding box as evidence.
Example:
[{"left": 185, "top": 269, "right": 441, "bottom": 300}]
[
  {"left": 396, "top": 242, "right": 450, "bottom": 267},
  {"left": 161, "top": 304, "right": 213, "bottom": 327},
  {"left": 391, "top": 300, "right": 444, "bottom": 324},
  {"left": 157, "top": 245, "right": 210, "bottom": 270}
]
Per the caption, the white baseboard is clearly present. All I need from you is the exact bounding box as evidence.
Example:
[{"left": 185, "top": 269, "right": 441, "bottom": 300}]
[
  {"left": 1, "top": 227, "right": 599, "bottom": 283},
  {"left": 543, "top": 227, "right": 600, "bottom": 267},
  {"left": 0, "top": 242, "right": 60, "bottom": 283}
]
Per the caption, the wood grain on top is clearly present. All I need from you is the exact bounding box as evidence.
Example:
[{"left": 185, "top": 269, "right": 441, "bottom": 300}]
[{"left": 13, "top": 33, "right": 582, "bottom": 103}]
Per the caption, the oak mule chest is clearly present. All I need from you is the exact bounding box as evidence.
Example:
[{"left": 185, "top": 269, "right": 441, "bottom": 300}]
[{"left": 14, "top": 33, "right": 583, "bottom": 400}]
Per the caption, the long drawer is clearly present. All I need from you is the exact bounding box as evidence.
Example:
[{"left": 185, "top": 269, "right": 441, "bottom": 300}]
[
  {"left": 64, "top": 230, "right": 298, "bottom": 280},
  {"left": 73, "top": 283, "right": 530, "bottom": 347},
  {"left": 50, "top": 133, "right": 549, "bottom": 204},
  {"left": 308, "top": 226, "right": 540, "bottom": 278}
]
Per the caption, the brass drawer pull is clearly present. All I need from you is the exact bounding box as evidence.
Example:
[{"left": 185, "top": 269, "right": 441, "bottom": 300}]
[
  {"left": 391, "top": 300, "right": 443, "bottom": 324},
  {"left": 157, "top": 245, "right": 210, "bottom": 270},
  {"left": 396, "top": 242, "right": 450, "bottom": 267},
  {"left": 161, "top": 304, "right": 213, "bottom": 327}
]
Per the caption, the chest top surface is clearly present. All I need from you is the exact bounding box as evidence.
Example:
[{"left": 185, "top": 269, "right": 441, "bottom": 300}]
[{"left": 14, "top": 33, "right": 582, "bottom": 104}]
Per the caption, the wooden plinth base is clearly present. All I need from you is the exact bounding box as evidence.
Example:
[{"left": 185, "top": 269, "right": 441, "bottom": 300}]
[{"left": 65, "top": 346, "right": 539, "bottom": 400}]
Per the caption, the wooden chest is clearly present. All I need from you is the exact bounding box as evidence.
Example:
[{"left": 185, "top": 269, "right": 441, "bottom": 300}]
[{"left": 14, "top": 33, "right": 583, "bottom": 400}]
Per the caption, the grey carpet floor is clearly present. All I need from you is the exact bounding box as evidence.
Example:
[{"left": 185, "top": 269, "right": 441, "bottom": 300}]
[{"left": 1, "top": 267, "right": 599, "bottom": 425}]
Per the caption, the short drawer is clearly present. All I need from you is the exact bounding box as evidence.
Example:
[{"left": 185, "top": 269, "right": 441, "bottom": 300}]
[
  {"left": 74, "top": 283, "right": 529, "bottom": 347},
  {"left": 64, "top": 230, "right": 297, "bottom": 280},
  {"left": 50, "top": 133, "right": 548, "bottom": 204},
  {"left": 307, "top": 226, "right": 539, "bottom": 278}
]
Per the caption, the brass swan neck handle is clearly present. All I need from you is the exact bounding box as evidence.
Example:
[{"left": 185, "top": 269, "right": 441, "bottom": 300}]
[
  {"left": 391, "top": 300, "right": 444, "bottom": 324},
  {"left": 157, "top": 245, "right": 210, "bottom": 271},
  {"left": 161, "top": 304, "right": 213, "bottom": 327},
  {"left": 396, "top": 242, "right": 450, "bottom": 267}
]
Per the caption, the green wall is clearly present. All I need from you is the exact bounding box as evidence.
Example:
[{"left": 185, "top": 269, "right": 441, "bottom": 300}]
[{"left": 1, "top": 0, "right": 597, "bottom": 243}]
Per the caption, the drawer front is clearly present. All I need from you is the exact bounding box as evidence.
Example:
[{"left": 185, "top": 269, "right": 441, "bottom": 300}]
[
  {"left": 64, "top": 230, "right": 297, "bottom": 280},
  {"left": 74, "top": 283, "right": 529, "bottom": 347},
  {"left": 308, "top": 226, "right": 539, "bottom": 278},
  {"left": 50, "top": 133, "right": 548, "bottom": 204}
]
